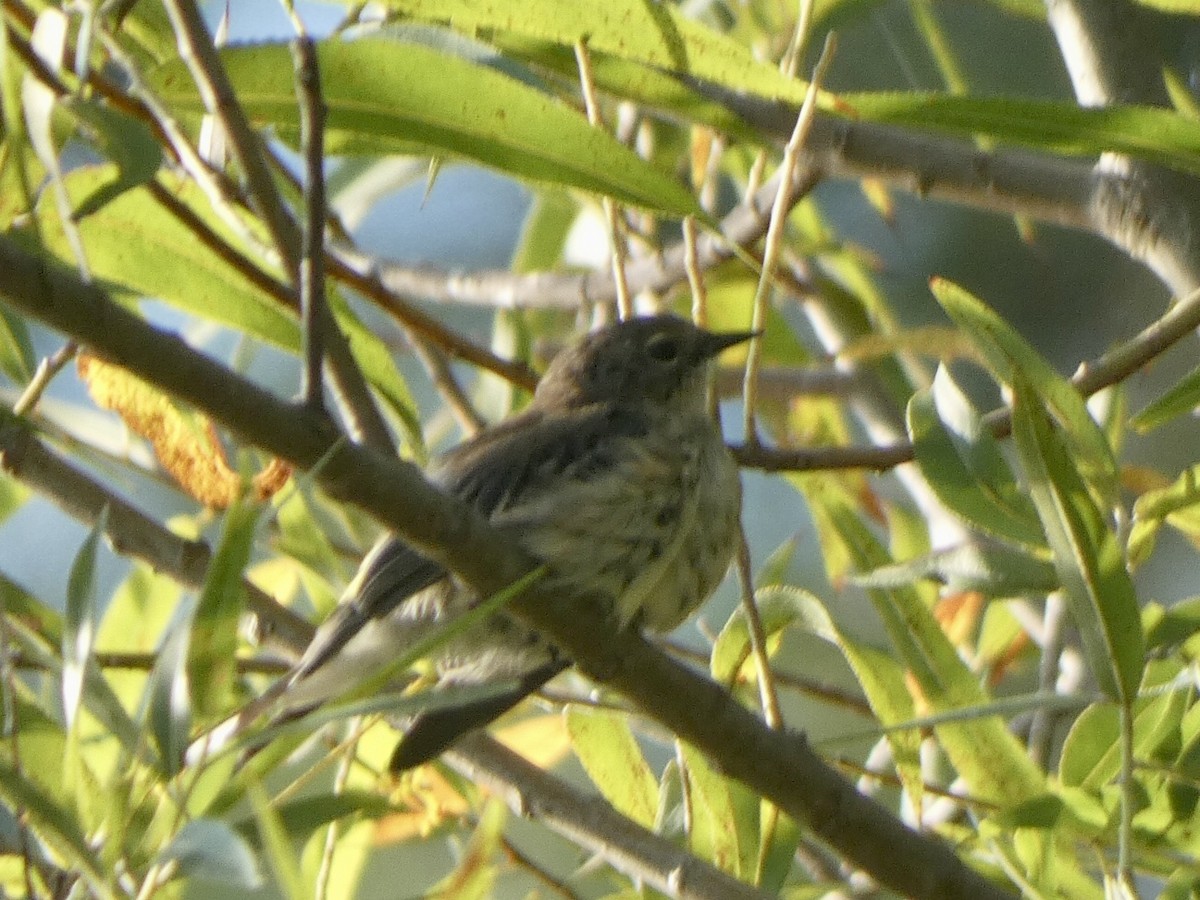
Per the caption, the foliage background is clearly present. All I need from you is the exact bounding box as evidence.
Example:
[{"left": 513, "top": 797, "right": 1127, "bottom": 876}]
[{"left": 3, "top": 0, "right": 1200, "bottom": 898}]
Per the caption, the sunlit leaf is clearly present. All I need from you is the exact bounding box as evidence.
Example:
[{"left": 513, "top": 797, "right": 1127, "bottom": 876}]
[
  {"left": 565, "top": 705, "right": 658, "bottom": 828},
  {"left": 151, "top": 39, "right": 702, "bottom": 217},
  {"left": 187, "top": 500, "right": 258, "bottom": 719}
]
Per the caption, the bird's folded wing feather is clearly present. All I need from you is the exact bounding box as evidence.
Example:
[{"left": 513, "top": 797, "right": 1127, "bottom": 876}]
[{"left": 291, "top": 402, "right": 652, "bottom": 685}]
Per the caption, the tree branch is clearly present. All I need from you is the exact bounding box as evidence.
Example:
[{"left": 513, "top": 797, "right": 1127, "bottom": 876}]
[{"left": 0, "top": 236, "right": 1013, "bottom": 900}]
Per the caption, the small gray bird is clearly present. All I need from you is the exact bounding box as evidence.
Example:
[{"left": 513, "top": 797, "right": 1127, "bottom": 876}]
[{"left": 202, "top": 315, "right": 751, "bottom": 769}]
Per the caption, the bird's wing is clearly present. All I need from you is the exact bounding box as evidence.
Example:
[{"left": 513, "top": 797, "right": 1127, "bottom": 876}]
[
  {"left": 432, "top": 403, "right": 651, "bottom": 514},
  {"left": 290, "top": 534, "right": 446, "bottom": 681},
  {"left": 293, "top": 402, "right": 649, "bottom": 684}
]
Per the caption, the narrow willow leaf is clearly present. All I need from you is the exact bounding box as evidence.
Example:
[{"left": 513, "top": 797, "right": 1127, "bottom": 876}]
[
  {"left": 146, "top": 598, "right": 193, "bottom": 775},
  {"left": 930, "top": 278, "right": 1118, "bottom": 500},
  {"left": 1011, "top": 379, "right": 1144, "bottom": 703},
  {"left": 157, "top": 819, "right": 263, "bottom": 889},
  {"left": 381, "top": 0, "right": 812, "bottom": 105},
  {"left": 823, "top": 503, "right": 1047, "bottom": 803},
  {"left": 908, "top": 372, "right": 1044, "bottom": 550},
  {"left": 427, "top": 798, "right": 505, "bottom": 900},
  {"left": 565, "top": 706, "right": 658, "bottom": 828},
  {"left": 710, "top": 587, "right": 807, "bottom": 685},
  {"left": 781, "top": 585, "right": 923, "bottom": 798},
  {"left": 249, "top": 780, "right": 312, "bottom": 900},
  {"left": 151, "top": 39, "right": 702, "bottom": 217},
  {"left": 679, "top": 742, "right": 759, "bottom": 878},
  {"left": 1130, "top": 464, "right": 1200, "bottom": 568},
  {"left": 29, "top": 167, "right": 300, "bottom": 348},
  {"left": 1131, "top": 362, "right": 1200, "bottom": 432},
  {"left": 845, "top": 93, "right": 1200, "bottom": 177},
  {"left": 0, "top": 757, "right": 112, "bottom": 898},
  {"left": 188, "top": 500, "right": 258, "bottom": 719},
  {"left": 849, "top": 539, "right": 1058, "bottom": 596},
  {"left": 63, "top": 509, "right": 106, "bottom": 733},
  {"left": 0, "top": 306, "right": 34, "bottom": 384}
]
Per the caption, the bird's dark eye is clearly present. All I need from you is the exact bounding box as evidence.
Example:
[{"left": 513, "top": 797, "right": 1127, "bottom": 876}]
[{"left": 646, "top": 333, "right": 682, "bottom": 362}]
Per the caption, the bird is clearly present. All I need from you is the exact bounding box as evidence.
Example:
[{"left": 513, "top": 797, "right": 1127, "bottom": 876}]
[{"left": 193, "top": 314, "right": 752, "bottom": 771}]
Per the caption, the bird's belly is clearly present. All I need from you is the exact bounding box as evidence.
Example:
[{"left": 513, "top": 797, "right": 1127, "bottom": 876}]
[{"left": 504, "top": 434, "right": 741, "bottom": 633}]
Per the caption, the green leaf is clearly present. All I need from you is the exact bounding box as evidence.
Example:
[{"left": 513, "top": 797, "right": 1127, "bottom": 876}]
[
  {"left": 249, "top": 780, "right": 312, "bottom": 900},
  {"left": 1130, "top": 464, "right": 1200, "bottom": 568},
  {"left": 157, "top": 819, "right": 263, "bottom": 889},
  {"left": 846, "top": 93, "right": 1200, "bottom": 177},
  {"left": 565, "top": 705, "right": 659, "bottom": 829},
  {"left": 710, "top": 587, "right": 806, "bottom": 685},
  {"left": 0, "top": 473, "right": 28, "bottom": 525},
  {"left": 1130, "top": 361, "right": 1200, "bottom": 432},
  {"left": 188, "top": 500, "right": 259, "bottom": 719},
  {"left": 823, "top": 502, "right": 1047, "bottom": 804},
  {"left": 930, "top": 277, "right": 1118, "bottom": 501},
  {"left": 908, "top": 371, "right": 1045, "bottom": 550},
  {"left": 151, "top": 39, "right": 702, "bottom": 217},
  {"left": 63, "top": 509, "right": 106, "bottom": 733},
  {"left": 380, "top": 0, "right": 812, "bottom": 105},
  {"left": 849, "top": 539, "right": 1058, "bottom": 596},
  {"left": 428, "top": 798, "right": 505, "bottom": 900},
  {"left": 0, "top": 306, "right": 34, "bottom": 384},
  {"left": 0, "top": 756, "right": 112, "bottom": 898},
  {"left": 782, "top": 585, "right": 923, "bottom": 797},
  {"left": 59, "top": 96, "right": 163, "bottom": 213},
  {"left": 486, "top": 35, "right": 764, "bottom": 140},
  {"left": 26, "top": 166, "right": 300, "bottom": 348},
  {"left": 679, "top": 742, "right": 759, "bottom": 878},
  {"left": 146, "top": 599, "right": 193, "bottom": 775},
  {"left": 1011, "top": 379, "right": 1144, "bottom": 703}
]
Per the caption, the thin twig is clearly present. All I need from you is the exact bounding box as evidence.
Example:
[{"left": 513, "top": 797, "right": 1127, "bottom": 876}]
[
  {"left": 409, "top": 338, "right": 487, "bottom": 436},
  {"left": 330, "top": 163, "right": 821, "bottom": 312},
  {"left": 735, "top": 532, "right": 782, "bottom": 729},
  {"left": 574, "top": 39, "right": 631, "bottom": 322},
  {"left": 12, "top": 341, "right": 77, "bottom": 417},
  {"left": 1025, "top": 593, "right": 1066, "bottom": 768},
  {"left": 292, "top": 36, "right": 328, "bottom": 414},
  {"left": 447, "top": 734, "right": 774, "bottom": 900},
  {"left": 661, "top": 638, "right": 873, "bottom": 717},
  {"left": 498, "top": 833, "right": 585, "bottom": 900},
  {"left": 5, "top": 650, "right": 290, "bottom": 675},
  {"left": 142, "top": 3, "right": 395, "bottom": 451},
  {"left": 743, "top": 33, "right": 837, "bottom": 445}
]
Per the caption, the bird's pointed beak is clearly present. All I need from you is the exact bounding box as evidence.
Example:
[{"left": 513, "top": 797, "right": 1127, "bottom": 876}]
[{"left": 701, "top": 328, "right": 761, "bottom": 357}]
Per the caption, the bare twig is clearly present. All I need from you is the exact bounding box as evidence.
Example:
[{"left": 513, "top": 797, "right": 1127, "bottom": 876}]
[
  {"left": 292, "top": 36, "right": 328, "bottom": 414},
  {"left": 574, "top": 39, "right": 631, "bottom": 322},
  {"left": 743, "top": 33, "right": 837, "bottom": 445},
  {"left": 12, "top": 341, "right": 76, "bottom": 417},
  {"left": 447, "top": 734, "right": 773, "bottom": 900},
  {"left": 0, "top": 234, "right": 1015, "bottom": 900},
  {"left": 408, "top": 338, "right": 487, "bottom": 436},
  {"left": 156, "top": 0, "right": 394, "bottom": 451}
]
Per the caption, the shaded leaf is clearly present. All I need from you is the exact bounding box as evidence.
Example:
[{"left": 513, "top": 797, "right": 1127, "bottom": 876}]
[
  {"left": 908, "top": 370, "right": 1044, "bottom": 549},
  {"left": 158, "top": 818, "right": 263, "bottom": 889},
  {"left": 930, "top": 277, "right": 1117, "bottom": 501},
  {"left": 1011, "top": 379, "right": 1144, "bottom": 703},
  {"left": 850, "top": 539, "right": 1058, "bottom": 596}
]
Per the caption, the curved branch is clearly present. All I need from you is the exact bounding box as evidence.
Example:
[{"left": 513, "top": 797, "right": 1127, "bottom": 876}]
[
  {"left": 448, "top": 734, "right": 774, "bottom": 900},
  {"left": 0, "top": 237, "right": 1012, "bottom": 900}
]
